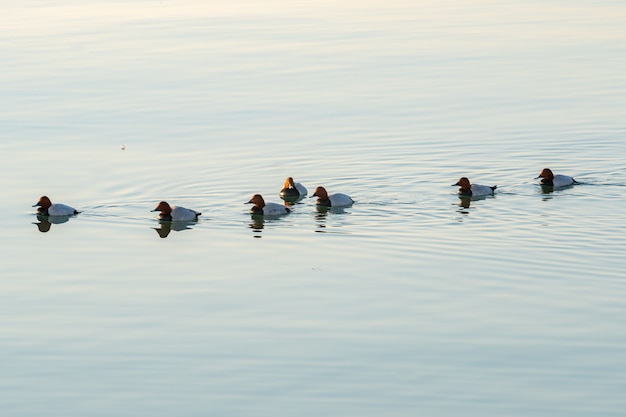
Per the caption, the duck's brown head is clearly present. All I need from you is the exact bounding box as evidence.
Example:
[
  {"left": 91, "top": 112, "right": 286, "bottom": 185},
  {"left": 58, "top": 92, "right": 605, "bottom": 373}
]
[
  {"left": 151, "top": 201, "right": 172, "bottom": 214},
  {"left": 311, "top": 186, "right": 328, "bottom": 199},
  {"left": 33, "top": 195, "right": 52, "bottom": 209},
  {"left": 536, "top": 168, "right": 554, "bottom": 181},
  {"left": 453, "top": 177, "right": 471, "bottom": 191},
  {"left": 246, "top": 194, "right": 266, "bottom": 208}
]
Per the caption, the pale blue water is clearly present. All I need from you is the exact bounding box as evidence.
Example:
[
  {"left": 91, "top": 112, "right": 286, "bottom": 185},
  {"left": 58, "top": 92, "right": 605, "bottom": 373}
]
[{"left": 2, "top": 1, "right": 626, "bottom": 416}]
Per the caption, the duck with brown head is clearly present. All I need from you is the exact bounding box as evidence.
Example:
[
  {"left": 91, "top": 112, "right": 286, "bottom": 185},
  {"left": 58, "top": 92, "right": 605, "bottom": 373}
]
[
  {"left": 452, "top": 177, "right": 497, "bottom": 197},
  {"left": 33, "top": 196, "right": 79, "bottom": 216},
  {"left": 151, "top": 201, "right": 201, "bottom": 222},
  {"left": 246, "top": 194, "right": 290, "bottom": 216},
  {"left": 535, "top": 168, "right": 577, "bottom": 188},
  {"left": 310, "top": 186, "right": 353, "bottom": 208},
  {"left": 279, "top": 177, "right": 307, "bottom": 202}
]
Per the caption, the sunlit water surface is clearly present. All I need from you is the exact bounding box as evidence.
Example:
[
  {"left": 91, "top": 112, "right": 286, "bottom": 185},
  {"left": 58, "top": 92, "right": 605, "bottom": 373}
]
[{"left": 2, "top": 1, "right": 626, "bottom": 416}]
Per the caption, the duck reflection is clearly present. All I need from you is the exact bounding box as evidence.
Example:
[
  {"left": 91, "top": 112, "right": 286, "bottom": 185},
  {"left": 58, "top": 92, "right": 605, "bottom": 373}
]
[
  {"left": 249, "top": 214, "right": 264, "bottom": 237},
  {"left": 317, "top": 205, "right": 351, "bottom": 215},
  {"left": 313, "top": 205, "right": 330, "bottom": 232},
  {"left": 313, "top": 205, "right": 353, "bottom": 232},
  {"left": 455, "top": 194, "right": 496, "bottom": 215},
  {"left": 536, "top": 183, "right": 562, "bottom": 202},
  {"left": 152, "top": 220, "right": 198, "bottom": 238},
  {"left": 315, "top": 205, "right": 330, "bottom": 217},
  {"left": 33, "top": 214, "right": 72, "bottom": 233},
  {"left": 279, "top": 194, "right": 301, "bottom": 205},
  {"left": 457, "top": 196, "right": 472, "bottom": 209},
  {"left": 454, "top": 196, "right": 472, "bottom": 215}
]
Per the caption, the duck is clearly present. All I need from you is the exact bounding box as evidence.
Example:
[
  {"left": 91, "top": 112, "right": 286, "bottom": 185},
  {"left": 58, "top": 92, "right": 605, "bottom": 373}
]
[
  {"left": 246, "top": 194, "right": 290, "bottom": 216},
  {"left": 279, "top": 177, "right": 307, "bottom": 199},
  {"left": 535, "top": 168, "right": 578, "bottom": 188},
  {"left": 151, "top": 201, "right": 201, "bottom": 221},
  {"left": 310, "top": 186, "right": 354, "bottom": 207},
  {"left": 452, "top": 177, "right": 497, "bottom": 197},
  {"left": 32, "top": 196, "right": 79, "bottom": 216}
]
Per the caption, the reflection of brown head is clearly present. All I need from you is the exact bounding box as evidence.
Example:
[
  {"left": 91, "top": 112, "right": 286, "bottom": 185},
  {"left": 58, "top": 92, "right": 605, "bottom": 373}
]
[
  {"left": 311, "top": 186, "right": 328, "bottom": 199},
  {"left": 33, "top": 196, "right": 52, "bottom": 210},
  {"left": 35, "top": 218, "right": 52, "bottom": 233},
  {"left": 454, "top": 177, "right": 471, "bottom": 191},
  {"left": 154, "top": 222, "right": 172, "bottom": 238},
  {"left": 458, "top": 196, "right": 471, "bottom": 209},
  {"left": 152, "top": 201, "right": 172, "bottom": 215},
  {"left": 246, "top": 194, "right": 266, "bottom": 208}
]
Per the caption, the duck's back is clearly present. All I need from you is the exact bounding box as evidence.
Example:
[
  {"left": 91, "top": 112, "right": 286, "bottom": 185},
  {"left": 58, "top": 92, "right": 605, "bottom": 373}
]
[
  {"left": 329, "top": 193, "right": 353, "bottom": 207},
  {"left": 295, "top": 183, "right": 307, "bottom": 196},
  {"left": 470, "top": 184, "right": 497, "bottom": 196},
  {"left": 263, "top": 202, "right": 290, "bottom": 215},
  {"left": 171, "top": 206, "right": 200, "bottom": 221},
  {"left": 48, "top": 203, "right": 78, "bottom": 216},
  {"left": 552, "top": 174, "right": 576, "bottom": 188}
]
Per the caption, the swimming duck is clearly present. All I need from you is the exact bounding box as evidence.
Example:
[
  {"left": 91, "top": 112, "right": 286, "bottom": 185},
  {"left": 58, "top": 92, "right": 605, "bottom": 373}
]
[
  {"left": 535, "top": 168, "right": 577, "bottom": 188},
  {"left": 452, "top": 177, "right": 497, "bottom": 197},
  {"left": 32, "top": 196, "right": 79, "bottom": 216},
  {"left": 246, "top": 194, "right": 290, "bottom": 216},
  {"left": 279, "top": 177, "right": 307, "bottom": 199},
  {"left": 310, "top": 186, "right": 354, "bottom": 207},
  {"left": 151, "top": 201, "right": 201, "bottom": 221}
]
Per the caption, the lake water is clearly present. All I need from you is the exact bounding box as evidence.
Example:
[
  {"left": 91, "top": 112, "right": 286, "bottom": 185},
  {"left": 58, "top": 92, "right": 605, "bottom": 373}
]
[{"left": 2, "top": 1, "right": 626, "bottom": 416}]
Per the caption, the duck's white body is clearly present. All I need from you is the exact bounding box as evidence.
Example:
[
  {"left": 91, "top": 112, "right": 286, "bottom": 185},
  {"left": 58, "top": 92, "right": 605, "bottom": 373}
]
[
  {"left": 327, "top": 193, "right": 354, "bottom": 207},
  {"left": 47, "top": 203, "right": 79, "bottom": 216},
  {"left": 466, "top": 184, "right": 497, "bottom": 197},
  {"left": 169, "top": 206, "right": 201, "bottom": 221},
  {"left": 294, "top": 183, "right": 307, "bottom": 196},
  {"left": 262, "top": 202, "right": 291, "bottom": 215},
  {"left": 550, "top": 174, "right": 577, "bottom": 188}
]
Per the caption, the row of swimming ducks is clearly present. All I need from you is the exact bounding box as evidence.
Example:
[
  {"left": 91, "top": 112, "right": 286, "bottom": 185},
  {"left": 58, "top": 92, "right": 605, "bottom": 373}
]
[{"left": 33, "top": 168, "right": 577, "bottom": 222}]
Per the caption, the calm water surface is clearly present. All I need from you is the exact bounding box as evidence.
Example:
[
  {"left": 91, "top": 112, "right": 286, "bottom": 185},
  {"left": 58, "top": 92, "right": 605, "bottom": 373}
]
[{"left": 2, "top": 1, "right": 626, "bottom": 416}]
